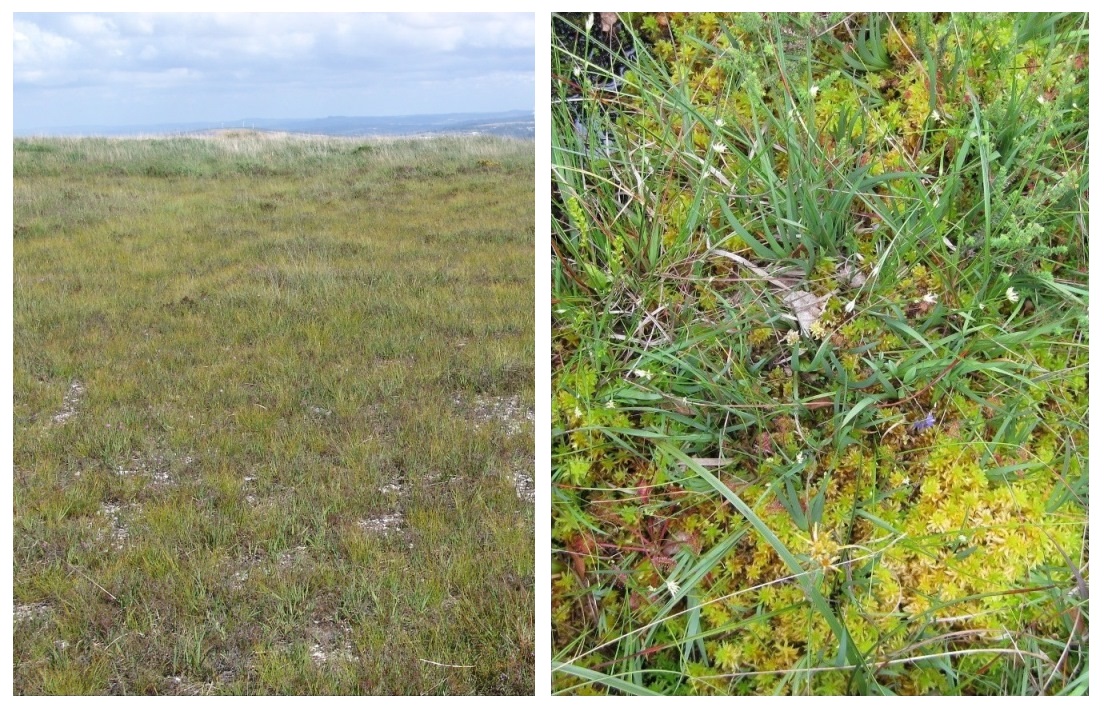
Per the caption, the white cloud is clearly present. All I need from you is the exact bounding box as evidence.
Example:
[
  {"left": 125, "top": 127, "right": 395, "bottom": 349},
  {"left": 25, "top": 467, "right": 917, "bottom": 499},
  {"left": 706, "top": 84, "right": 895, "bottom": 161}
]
[
  {"left": 64, "top": 13, "right": 119, "bottom": 38},
  {"left": 14, "top": 11, "right": 534, "bottom": 128},
  {"left": 13, "top": 20, "right": 78, "bottom": 69}
]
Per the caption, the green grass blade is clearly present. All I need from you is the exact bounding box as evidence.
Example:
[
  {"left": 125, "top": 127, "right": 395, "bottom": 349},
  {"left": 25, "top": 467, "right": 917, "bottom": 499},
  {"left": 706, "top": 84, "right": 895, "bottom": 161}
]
[{"left": 552, "top": 662, "right": 663, "bottom": 696}]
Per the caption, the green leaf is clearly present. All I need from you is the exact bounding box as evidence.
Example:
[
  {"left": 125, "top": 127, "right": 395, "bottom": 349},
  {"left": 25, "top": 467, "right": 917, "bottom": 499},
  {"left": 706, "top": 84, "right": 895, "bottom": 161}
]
[
  {"left": 552, "top": 662, "right": 662, "bottom": 696},
  {"left": 583, "top": 262, "right": 611, "bottom": 292},
  {"left": 839, "top": 396, "right": 878, "bottom": 434},
  {"left": 878, "top": 315, "right": 939, "bottom": 357},
  {"left": 855, "top": 509, "right": 901, "bottom": 534},
  {"left": 719, "top": 200, "right": 786, "bottom": 259}
]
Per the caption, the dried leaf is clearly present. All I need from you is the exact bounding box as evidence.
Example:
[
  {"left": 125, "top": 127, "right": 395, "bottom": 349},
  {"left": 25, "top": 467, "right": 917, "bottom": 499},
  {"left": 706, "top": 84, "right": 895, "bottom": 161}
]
[
  {"left": 710, "top": 249, "right": 787, "bottom": 289},
  {"left": 768, "top": 265, "right": 805, "bottom": 291},
  {"left": 836, "top": 261, "right": 867, "bottom": 289},
  {"left": 711, "top": 248, "right": 835, "bottom": 333},
  {"left": 599, "top": 12, "right": 619, "bottom": 34},
  {"left": 783, "top": 290, "right": 832, "bottom": 335},
  {"left": 656, "top": 13, "right": 669, "bottom": 29}
]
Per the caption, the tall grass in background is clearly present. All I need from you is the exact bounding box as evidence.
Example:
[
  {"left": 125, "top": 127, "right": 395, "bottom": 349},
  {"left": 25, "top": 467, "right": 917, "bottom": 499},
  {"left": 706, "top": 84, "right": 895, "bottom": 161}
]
[{"left": 552, "top": 12, "right": 1086, "bottom": 695}]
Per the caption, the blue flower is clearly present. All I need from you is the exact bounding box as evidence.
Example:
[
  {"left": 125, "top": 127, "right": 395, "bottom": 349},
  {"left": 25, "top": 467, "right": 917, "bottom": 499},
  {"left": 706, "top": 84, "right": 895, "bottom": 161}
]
[{"left": 911, "top": 411, "right": 936, "bottom": 432}]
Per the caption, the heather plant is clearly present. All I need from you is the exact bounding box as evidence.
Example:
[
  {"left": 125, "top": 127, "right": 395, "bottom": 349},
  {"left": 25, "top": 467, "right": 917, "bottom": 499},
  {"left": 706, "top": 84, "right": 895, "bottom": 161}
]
[{"left": 551, "top": 12, "right": 1086, "bottom": 695}]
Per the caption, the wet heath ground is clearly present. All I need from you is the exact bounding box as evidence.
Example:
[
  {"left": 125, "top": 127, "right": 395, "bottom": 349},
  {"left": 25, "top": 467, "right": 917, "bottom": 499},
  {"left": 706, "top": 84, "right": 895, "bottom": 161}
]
[{"left": 13, "top": 132, "right": 534, "bottom": 695}]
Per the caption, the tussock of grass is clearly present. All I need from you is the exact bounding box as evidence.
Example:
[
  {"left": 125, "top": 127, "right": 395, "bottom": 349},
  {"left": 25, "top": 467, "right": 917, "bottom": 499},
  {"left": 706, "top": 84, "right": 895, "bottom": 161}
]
[
  {"left": 14, "top": 132, "right": 534, "bottom": 695},
  {"left": 552, "top": 12, "right": 1087, "bottom": 695}
]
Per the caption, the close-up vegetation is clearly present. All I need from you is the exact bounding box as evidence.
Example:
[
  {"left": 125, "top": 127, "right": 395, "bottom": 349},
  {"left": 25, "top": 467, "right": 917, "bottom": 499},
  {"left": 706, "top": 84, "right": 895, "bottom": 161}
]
[
  {"left": 552, "top": 12, "right": 1087, "bottom": 695},
  {"left": 14, "top": 133, "right": 534, "bottom": 694}
]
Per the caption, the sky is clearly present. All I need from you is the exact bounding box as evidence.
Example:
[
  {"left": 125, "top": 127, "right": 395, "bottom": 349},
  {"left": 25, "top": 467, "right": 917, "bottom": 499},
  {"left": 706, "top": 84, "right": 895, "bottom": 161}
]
[{"left": 12, "top": 12, "right": 535, "bottom": 131}]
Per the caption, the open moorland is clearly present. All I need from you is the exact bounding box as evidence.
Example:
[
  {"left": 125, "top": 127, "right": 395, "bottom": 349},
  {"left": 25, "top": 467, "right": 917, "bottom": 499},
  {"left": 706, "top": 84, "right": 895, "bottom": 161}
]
[
  {"left": 14, "top": 133, "right": 534, "bottom": 694},
  {"left": 552, "top": 12, "right": 1087, "bottom": 695}
]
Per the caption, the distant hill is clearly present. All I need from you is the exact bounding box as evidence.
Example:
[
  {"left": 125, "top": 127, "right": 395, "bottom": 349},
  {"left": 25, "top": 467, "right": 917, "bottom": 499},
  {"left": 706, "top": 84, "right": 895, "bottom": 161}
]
[{"left": 16, "top": 110, "right": 535, "bottom": 140}]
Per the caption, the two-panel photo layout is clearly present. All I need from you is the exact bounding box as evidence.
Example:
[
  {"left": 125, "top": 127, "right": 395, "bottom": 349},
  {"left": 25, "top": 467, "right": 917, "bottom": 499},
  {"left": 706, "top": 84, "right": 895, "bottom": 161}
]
[{"left": 11, "top": 11, "right": 1089, "bottom": 696}]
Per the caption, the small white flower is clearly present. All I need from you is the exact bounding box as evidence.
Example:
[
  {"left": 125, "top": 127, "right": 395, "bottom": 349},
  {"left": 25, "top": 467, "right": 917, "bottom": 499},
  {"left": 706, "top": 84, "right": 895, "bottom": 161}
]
[
  {"left": 712, "top": 142, "right": 727, "bottom": 154},
  {"left": 845, "top": 299, "right": 855, "bottom": 313},
  {"left": 796, "top": 451, "right": 807, "bottom": 464},
  {"left": 809, "top": 85, "right": 819, "bottom": 97},
  {"left": 942, "top": 237, "right": 957, "bottom": 252},
  {"left": 573, "top": 407, "right": 583, "bottom": 420},
  {"left": 714, "top": 118, "right": 725, "bottom": 127},
  {"left": 1037, "top": 95, "right": 1046, "bottom": 105},
  {"left": 977, "top": 301, "right": 986, "bottom": 311},
  {"left": 666, "top": 578, "right": 681, "bottom": 597},
  {"left": 605, "top": 400, "right": 616, "bottom": 409},
  {"left": 930, "top": 109, "right": 941, "bottom": 122},
  {"left": 922, "top": 292, "right": 938, "bottom": 305},
  {"left": 585, "top": 13, "right": 595, "bottom": 32},
  {"left": 1006, "top": 287, "right": 1020, "bottom": 304},
  {"left": 957, "top": 534, "right": 968, "bottom": 544},
  {"left": 784, "top": 329, "right": 801, "bottom": 345},
  {"left": 572, "top": 65, "right": 582, "bottom": 77},
  {"left": 633, "top": 369, "right": 654, "bottom": 381}
]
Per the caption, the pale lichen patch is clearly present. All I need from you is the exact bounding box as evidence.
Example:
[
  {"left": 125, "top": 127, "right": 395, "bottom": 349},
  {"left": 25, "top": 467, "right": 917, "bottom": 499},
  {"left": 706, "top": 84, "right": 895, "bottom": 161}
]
[
  {"left": 379, "top": 482, "right": 404, "bottom": 496},
  {"left": 454, "top": 394, "right": 534, "bottom": 436},
  {"left": 307, "top": 617, "right": 357, "bottom": 666},
  {"left": 114, "top": 452, "right": 177, "bottom": 486},
  {"left": 14, "top": 602, "right": 52, "bottom": 624},
  {"left": 512, "top": 469, "right": 534, "bottom": 503},
  {"left": 51, "top": 380, "right": 85, "bottom": 425},
  {"left": 98, "top": 502, "right": 134, "bottom": 550},
  {"left": 358, "top": 512, "right": 404, "bottom": 535}
]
